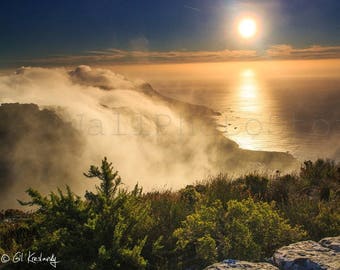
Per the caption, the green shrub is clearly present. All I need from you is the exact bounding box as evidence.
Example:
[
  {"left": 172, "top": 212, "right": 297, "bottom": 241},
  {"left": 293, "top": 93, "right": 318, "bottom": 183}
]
[
  {"left": 14, "top": 158, "right": 152, "bottom": 270},
  {"left": 314, "top": 201, "right": 340, "bottom": 238},
  {"left": 0, "top": 158, "right": 338, "bottom": 270},
  {"left": 174, "top": 198, "right": 306, "bottom": 269},
  {"left": 174, "top": 201, "right": 222, "bottom": 269}
]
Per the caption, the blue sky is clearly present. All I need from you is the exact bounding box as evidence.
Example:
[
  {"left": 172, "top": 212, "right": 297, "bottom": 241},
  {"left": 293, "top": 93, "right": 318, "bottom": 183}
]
[{"left": 1, "top": 0, "right": 340, "bottom": 66}]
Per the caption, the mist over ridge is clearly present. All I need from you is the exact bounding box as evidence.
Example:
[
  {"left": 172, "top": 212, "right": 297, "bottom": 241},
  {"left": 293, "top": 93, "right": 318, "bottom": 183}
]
[{"left": 0, "top": 65, "right": 297, "bottom": 208}]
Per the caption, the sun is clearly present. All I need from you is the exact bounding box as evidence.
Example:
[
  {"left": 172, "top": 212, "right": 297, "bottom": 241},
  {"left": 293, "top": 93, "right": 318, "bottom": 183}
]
[{"left": 238, "top": 18, "right": 257, "bottom": 39}]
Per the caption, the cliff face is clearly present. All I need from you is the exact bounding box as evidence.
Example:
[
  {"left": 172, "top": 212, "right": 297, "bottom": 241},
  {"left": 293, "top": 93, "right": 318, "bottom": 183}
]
[
  {"left": 204, "top": 236, "right": 340, "bottom": 270},
  {"left": 0, "top": 103, "right": 85, "bottom": 208}
]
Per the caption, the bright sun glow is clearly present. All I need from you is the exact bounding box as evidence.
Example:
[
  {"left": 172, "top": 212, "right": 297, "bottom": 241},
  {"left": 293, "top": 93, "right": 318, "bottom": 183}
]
[{"left": 238, "top": 18, "right": 257, "bottom": 39}]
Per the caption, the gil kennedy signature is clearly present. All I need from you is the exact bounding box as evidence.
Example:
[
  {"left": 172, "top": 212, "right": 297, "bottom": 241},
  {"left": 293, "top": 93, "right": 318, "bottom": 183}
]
[{"left": 1, "top": 251, "right": 60, "bottom": 268}]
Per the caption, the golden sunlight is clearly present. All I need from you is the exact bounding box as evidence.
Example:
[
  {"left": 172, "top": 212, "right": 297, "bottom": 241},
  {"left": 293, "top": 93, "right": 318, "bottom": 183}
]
[
  {"left": 238, "top": 18, "right": 257, "bottom": 39},
  {"left": 238, "top": 68, "right": 260, "bottom": 112}
]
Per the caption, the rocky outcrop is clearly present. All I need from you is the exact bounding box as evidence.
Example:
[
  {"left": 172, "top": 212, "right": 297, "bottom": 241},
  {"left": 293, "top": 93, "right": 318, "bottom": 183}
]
[
  {"left": 319, "top": 236, "right": 340, "bottom": 252},
  {"left": 273, "top": 240, "right": 339, "bottom": 270},
  {"left": 204, "top": 236, "right": 340, "bottom": 270},
  {"left": 204, "top": 259, "right": 278, "bottom": 269}
]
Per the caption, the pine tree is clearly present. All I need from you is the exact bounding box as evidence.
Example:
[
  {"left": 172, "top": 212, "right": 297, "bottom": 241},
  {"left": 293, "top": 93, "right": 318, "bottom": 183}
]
[{"left": 84, "top": 157, "right": 122, "bottom": 200}]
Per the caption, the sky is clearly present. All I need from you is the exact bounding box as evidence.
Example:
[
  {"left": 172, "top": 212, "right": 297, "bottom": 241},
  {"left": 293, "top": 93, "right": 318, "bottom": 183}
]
[{"left": 1, "top": 0, "right": 340, "bottom": 67}]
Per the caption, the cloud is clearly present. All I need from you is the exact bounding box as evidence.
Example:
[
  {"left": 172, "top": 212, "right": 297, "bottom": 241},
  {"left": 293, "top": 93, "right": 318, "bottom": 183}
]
[
  {"left": 6, "top": 44, "right": 340, "bottom": 68},
  {"left": 183, "top": 5, "right": 201, "bottom": 12},
  {"left": 30, "top": 48, "right": 258, "bottom": 66},
  {"left": 36, "top": 45, "right": 340, "bottom": 66},
  {"left": 266, "top": 44, "right": 340, "bottom": 59},
  {"left": 0, "top": 65, "right": 296, "bottom": 207},
  {"left": 129, "top": 36, "right": 150, "bottom": 51}
]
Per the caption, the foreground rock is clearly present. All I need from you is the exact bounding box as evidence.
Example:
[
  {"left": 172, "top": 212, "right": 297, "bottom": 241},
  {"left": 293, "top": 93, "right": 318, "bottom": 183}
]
[
  {"left": 204, "top": 259, "right": 278, "bottom": 270},
  {"left": 319, "top": 236, "right": 340, "bottom": 252},
  {"left": 273, "top": 240, "right": 340, "bottom": 270},
  {"left": 204, "top": 236, "right": 340, "bottom": 270}
]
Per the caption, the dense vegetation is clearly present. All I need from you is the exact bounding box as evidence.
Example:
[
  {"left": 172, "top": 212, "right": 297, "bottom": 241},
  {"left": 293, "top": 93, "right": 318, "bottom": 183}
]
[{"left": 0, "top": 158, "right": 339, "bottom": 269}]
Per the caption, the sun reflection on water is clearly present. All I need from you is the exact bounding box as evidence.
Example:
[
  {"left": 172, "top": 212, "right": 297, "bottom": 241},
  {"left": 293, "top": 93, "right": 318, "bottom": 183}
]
[
  {"left": 238, "top": 68, "right": 261, "bottom": 113},
  {"left": 241, "top": 69, "right": 255, "bottom": 78},
  {"left": 226, "top": 68, "right": 267, "bottom": 150},
  {"left": 240, "top": 83, "right": 257, "bottom": 99}
]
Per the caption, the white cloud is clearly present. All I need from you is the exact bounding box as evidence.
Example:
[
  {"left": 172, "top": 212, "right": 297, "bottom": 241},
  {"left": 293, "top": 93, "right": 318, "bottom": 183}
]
[
  {"left": 16, "top": 44, "right": 340, "bottom": 67},
  {"left": 266, "top": 44, "right": 340, "bottom": 59},
  {"left": 0, "top": 65, "right": 296, "bottom": 207},
  {"left": 32, "top": 48, "right": 258, "bottom": 66}
]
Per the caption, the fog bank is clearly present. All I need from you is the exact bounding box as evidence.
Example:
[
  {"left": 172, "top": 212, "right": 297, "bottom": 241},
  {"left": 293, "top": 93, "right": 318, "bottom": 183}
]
[{"left": 0, "top": 66, "right": 297, "bottom": 208}]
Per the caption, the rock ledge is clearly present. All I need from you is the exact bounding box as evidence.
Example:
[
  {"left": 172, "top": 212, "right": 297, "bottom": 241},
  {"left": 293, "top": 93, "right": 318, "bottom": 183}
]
[{"left": 204, "top": 236, "right": 340, "bottom": 270}]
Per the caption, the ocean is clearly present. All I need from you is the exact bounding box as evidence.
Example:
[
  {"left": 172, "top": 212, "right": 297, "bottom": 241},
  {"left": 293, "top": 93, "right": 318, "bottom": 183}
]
[{"left": 112, "top": 59, "right": 340, "bottom": 161}]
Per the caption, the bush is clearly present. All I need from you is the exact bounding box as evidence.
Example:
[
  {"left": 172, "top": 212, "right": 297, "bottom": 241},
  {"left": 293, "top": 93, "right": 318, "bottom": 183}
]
[
  {"left": 314, "top": 201, "right": 340, "bottom": 238},
  {"left": 0, "top": 158, "right": 339, "bottom": 270},
  {"left": 174, "top": 198, "right": 306, "bottom": 269},
  {"left": 14, "top": 158, "right": 153, "bottom": 270},
  {"left": 174, "top": 201, "right": 222, "bottom": 269}
]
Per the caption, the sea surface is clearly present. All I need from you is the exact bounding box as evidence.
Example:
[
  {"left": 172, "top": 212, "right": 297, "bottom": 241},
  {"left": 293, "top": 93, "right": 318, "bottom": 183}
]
[{"left": 112, "top": 60, "right": 340, "bottom": 161}]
